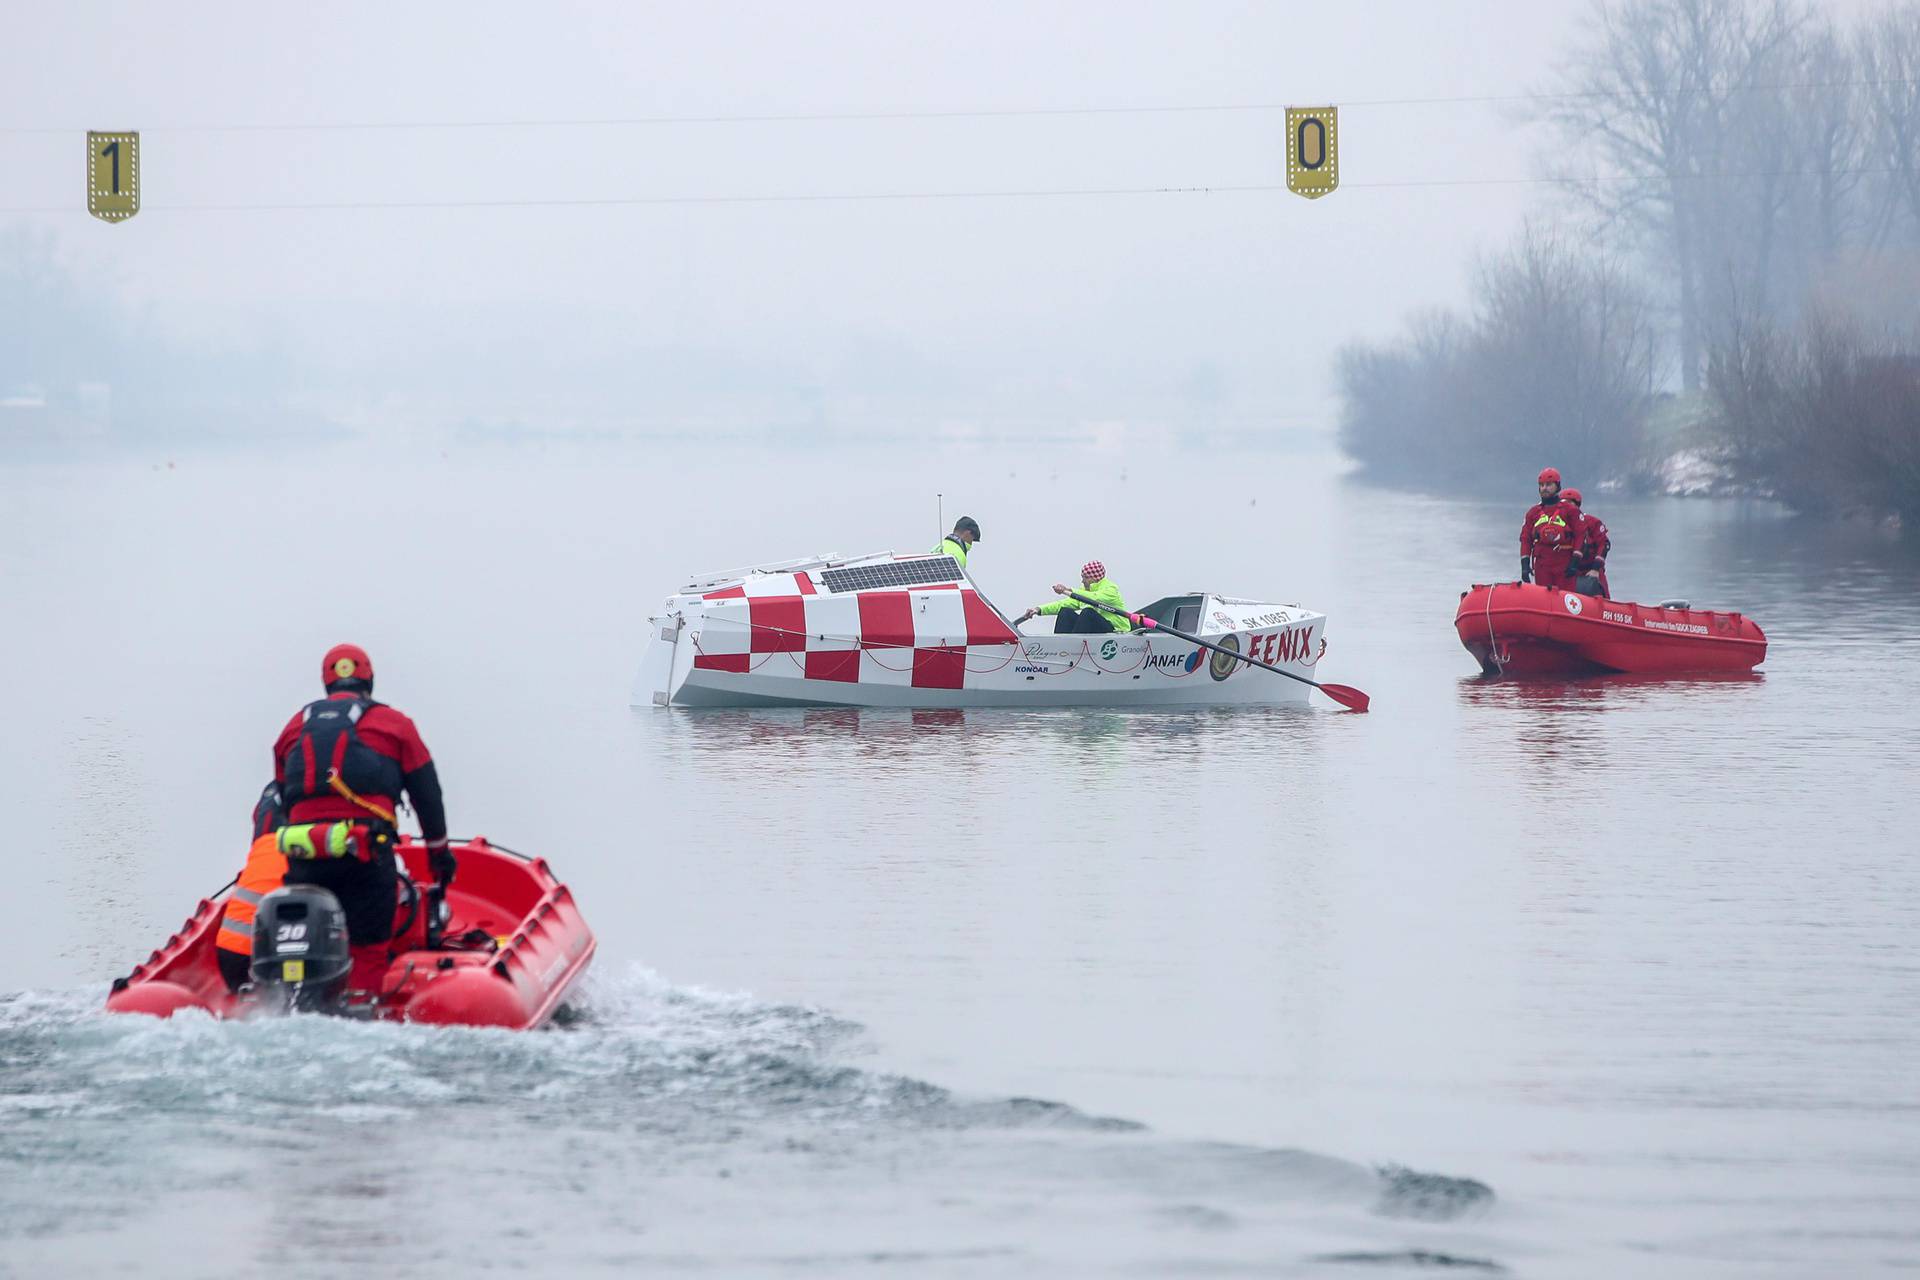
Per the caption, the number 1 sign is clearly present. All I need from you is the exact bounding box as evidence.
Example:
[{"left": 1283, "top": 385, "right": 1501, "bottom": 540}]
[{"left": 87, "top": 131, "right": 140, "bottom": 222}]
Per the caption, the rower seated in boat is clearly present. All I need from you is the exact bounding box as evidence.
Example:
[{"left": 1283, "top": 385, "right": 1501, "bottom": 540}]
[{"left": 1018, "top": 561, "right": 1132, "bottom": 634}]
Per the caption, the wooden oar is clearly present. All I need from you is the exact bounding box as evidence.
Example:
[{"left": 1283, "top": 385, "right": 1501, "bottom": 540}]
[{"left": 1064, "top": 590, "right": 1371, "bottom": 712}]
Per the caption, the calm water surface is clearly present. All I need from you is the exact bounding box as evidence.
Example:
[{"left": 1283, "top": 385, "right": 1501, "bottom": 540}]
[{"left": 3, "top": 441, "right": 1917, "bottom": 1277}]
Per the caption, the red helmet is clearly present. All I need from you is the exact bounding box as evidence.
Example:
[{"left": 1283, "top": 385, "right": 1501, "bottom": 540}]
[
  {"left": 1538, "top": 467, "right": 1562, "bottom": 485},
  {"left": 1080, "top": 560, "right": 1106, "bottom": 583},
  {"left": 1561, "top": 487, "right": 1583, "bottom": 506},
  {"left": 322, "top": 643, "right": 374, "bottom": 689}
]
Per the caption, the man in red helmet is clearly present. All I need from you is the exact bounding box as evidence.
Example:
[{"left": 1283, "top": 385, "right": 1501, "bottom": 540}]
[
  {"left": 1562, "top": 488, "right": 1612, "bottom": 597},
  {"left": 1519, "top": 467, "right": 1579, "bottom": 588},
  {"left": 270, "top": 644, "right": 452, "bottom": 950}
]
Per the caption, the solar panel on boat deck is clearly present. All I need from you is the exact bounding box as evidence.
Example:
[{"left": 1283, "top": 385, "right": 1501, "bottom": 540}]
[{"left": 820, "top": 558, "right": 965, "bottom": 593}]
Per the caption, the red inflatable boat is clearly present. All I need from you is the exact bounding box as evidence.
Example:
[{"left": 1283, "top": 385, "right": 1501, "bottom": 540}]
[
  {"left": 1456, "top": 583, "right": 1767, "bottom": 676},
  {"left": 106, "top": 837, "right": 595, "bottom": 1029}
]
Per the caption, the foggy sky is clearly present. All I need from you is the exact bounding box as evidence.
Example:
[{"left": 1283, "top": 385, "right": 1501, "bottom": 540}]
[{"left": 1, "top": 2, "right": 1739, "bottom": 438}]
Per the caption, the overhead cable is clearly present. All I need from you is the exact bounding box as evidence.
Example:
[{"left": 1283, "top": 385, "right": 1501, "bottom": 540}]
[
  {"left": 1, "top": 78, "right": 1913, "bottom": 136},
  {"left": 0, "top": 166, "right": 1905, "bottom": 216}
]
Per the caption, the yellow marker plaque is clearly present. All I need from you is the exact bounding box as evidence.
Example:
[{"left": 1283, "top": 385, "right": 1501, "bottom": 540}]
[
  {"left": 282, "top": 959, "right": 306, "bottom": 982},
  {"left": 1285, "top": 107, "right": 1338, "bottom": 200},
  {"left": 87, "top": 131, "right": 140, "bottom": 222}
]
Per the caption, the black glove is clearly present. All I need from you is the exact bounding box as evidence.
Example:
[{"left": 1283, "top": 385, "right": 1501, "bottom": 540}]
[
  {"left": 1520, "top": 556, "right": 1533, "bottom": 584},
  {"left": 429, "top": 846, "right": 457, "bottom": 886}
]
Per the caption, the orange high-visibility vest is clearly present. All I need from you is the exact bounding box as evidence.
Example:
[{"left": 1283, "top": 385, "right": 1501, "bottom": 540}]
[{"left": 216, "top": 833, "right": 289, "bottom": 956}]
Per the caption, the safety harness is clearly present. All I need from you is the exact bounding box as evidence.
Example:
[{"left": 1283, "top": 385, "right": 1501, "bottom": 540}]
[{"left": 278, "top": 695, "right": 401, "bottom": 862}]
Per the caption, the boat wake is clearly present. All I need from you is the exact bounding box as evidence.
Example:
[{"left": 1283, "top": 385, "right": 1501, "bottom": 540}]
[{"left": 2, "top": 971, "right": 1499, "bottom": 1275}]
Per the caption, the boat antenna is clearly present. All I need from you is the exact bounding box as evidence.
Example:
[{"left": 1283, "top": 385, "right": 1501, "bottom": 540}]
[{"left": 937, "top": 492, "right": 943, "bottom": 541}]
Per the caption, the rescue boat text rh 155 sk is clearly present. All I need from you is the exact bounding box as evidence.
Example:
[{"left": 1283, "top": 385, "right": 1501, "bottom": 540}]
[{"left": 1456, "top": 583, "right": 1767, "bottom": 676}]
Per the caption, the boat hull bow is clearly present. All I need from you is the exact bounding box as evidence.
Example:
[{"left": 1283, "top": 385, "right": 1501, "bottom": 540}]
[
  {"left": 1455, "top": 583, "right": 1766, "bottom": 676},
  {"left": 635, "top": 553, "right": 1333, "bottom": 709}
]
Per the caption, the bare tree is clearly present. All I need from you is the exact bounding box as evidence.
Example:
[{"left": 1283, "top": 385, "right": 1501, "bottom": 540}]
[
  {"left": 1729, "top": 21, "right": 1866, "bottom": 317},
  {"left": 1337, "top": 227, "right": 1658, "bottom": 488},
  {"left": 1703, "top": 305, "right": 1787, "bottom": 475},
  {"left": 1699, "top": 287, "right": 1920, "bottom": 523},
  {"left": 1856, "top": 3, "right": 1920, "bottom": 248},
  {"left": 1339, "top": 0, "right": 1918, "bottom": 512},
  {"left": 1472, "top": 225, "right": 1661, "bottom": 474},
  {"left": 1540, "top": 0, "right": 1807, "bottom": 389},
  {"left": 1785, "top": 25, "right": 1866, "bottom": 264}
]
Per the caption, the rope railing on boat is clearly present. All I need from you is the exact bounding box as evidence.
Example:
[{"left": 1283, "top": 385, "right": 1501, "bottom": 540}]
[{"left": 683, "top": 613, "right": 1322, "bottom": 678}]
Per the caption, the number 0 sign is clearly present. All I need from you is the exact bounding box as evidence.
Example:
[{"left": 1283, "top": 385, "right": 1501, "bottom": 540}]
[
  {"left": 1284, "top": 108, "right": 1338, "bottom": 200},
  {"left": 87, "top": 131, "right": 140, "bottom": 222}
]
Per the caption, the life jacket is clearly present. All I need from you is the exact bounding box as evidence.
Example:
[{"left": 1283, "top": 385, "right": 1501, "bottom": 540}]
[
  {"left": 935, "top": 536, "right": 969, "bottom": 568},
  {"left": 217, "top": 833, "right": 290, "bottom": 955},
  {"left": 279, "top": 695, "right": 404, "bottom": 821},
  {"left": 1531, "top": 506, "right": 1575, "bottom": 548}
]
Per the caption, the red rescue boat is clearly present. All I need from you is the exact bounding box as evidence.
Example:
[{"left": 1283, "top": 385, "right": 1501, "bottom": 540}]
[
  {"left": 1455, "top": 583, "right": 1767, "bottom": 676},
  {"left": 106, "top": 837, "right": 594, "bottom": 1029}
]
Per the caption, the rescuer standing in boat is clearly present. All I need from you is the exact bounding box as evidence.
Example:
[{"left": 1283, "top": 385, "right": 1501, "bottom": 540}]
[
  {"left": 1520, "top": 467, "right": 1578, "bottom": 587},
  {"left": 271, "top": 644, "right": 453, "bottom": 948},
  {"left": 214, "top": 781, "right": 290, "bottom": 993},
  {"left": 935, "top": 516, "right": 982, "bottom": 568},
  {"left": 1018, "top": 561, "right": 1133, "bottom": 634},
  {"left": 1562, "top": 488, "right": 1612, "bottom": 598}
]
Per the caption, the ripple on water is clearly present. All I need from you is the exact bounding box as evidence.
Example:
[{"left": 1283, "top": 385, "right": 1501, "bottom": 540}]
[{"left": 1, "top": 970, "right": 1496, "bottom": 1274}]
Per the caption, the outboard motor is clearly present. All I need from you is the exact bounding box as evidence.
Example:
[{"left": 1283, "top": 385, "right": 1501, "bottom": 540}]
[{"left": 249, "top": 885, "right": 353, "bottom": 1013}]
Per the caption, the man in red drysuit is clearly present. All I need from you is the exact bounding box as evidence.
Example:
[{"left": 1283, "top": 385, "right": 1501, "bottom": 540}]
[
  {"left": 1561, "top": 488, "right": 1612, "bottom": 598},
  {"left": 1519, "top": 466, "right": 1579, "bottom": 588},
  {"left": 271, "top": 644, "right": 453, "bottom": 952}
]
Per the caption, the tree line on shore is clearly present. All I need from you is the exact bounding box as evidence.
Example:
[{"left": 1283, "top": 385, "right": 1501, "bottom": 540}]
[{"left": 1338, "top": 0, "right": 1920, "bottom": 526}]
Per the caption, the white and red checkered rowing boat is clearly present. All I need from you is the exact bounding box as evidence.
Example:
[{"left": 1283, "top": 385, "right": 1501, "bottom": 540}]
[{"left": 632, "top": 550, "right": 1330, "bottom": 709}]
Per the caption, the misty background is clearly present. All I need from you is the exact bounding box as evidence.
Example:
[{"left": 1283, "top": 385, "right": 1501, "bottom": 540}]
[
  {"left": 0, "top": 3, "right": 1766, "bottom": 446},
  {"left": 5, "top": 1, "right": 1917, "bottom": 501},
  {"left": 1338, "top": 0, "right": 1920, "bottom": 522}
]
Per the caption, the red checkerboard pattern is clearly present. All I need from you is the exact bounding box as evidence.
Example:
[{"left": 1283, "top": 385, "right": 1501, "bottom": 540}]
[{"left": 691, "top": 572, "right": 1017, "bottom": 689}]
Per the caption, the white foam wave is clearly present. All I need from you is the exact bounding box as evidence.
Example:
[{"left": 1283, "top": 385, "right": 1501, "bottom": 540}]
[{"left": 1, "top": 970, "right": 1498, "bottom": 1274}]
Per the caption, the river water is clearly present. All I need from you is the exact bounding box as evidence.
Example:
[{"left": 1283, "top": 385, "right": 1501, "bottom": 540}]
[{"left": 3, "top": 439, "right": 1917, "bottom": 1277}]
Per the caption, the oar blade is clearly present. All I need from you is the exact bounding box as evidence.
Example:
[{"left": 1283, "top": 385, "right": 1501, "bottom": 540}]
[{"left": 1318, "top": 682, "right": 1370, "bottom": 713}]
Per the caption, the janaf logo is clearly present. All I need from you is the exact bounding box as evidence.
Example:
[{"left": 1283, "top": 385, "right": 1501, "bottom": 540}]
[
  {"left": 1099, "top": 639, "right": 1119, "bottom": 660},
  {"left": 1208, "top": 634, "right": 1242, "bottom": 681},
  {"left": 1144, "top": 649, "right": 1203, "bottom": 674}
]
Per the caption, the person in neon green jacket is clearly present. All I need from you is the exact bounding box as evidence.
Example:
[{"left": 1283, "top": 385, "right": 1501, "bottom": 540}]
[
  {"left": 1018, "top": 560, "right": 1132, "bottom": 633},
  {"left": 933, "top": 516, "right": 982, "bottom": 568}
]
